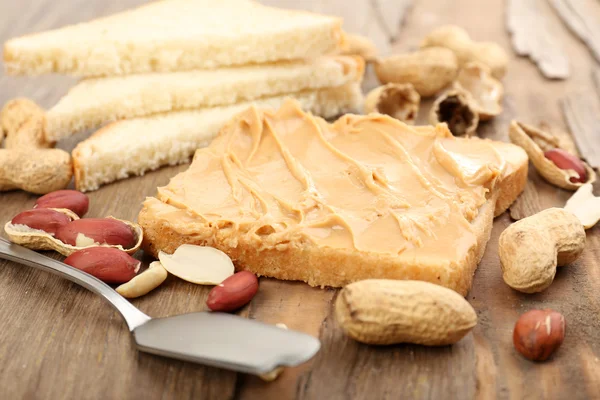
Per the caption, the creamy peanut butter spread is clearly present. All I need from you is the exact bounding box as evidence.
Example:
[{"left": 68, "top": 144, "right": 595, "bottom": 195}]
[{"left": 157, "top": 100, "right": 507, "bottom": 262}]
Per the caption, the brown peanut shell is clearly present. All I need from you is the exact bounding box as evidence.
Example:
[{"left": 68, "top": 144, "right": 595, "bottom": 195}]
[
  {"left": 429, "top": 88, "right": 480, "bottom": 137},
  {"left": 454, "top": 62, "right": 503, "bottom": 121},
  {"left": 364, "top": 83, "right": 420, "bottom": 125},
  {"left": 4, "top": 209, "right": 143, "bottom": 256},
  {"left": 508, "top": 121, "right": 595, "bottom": 191}
]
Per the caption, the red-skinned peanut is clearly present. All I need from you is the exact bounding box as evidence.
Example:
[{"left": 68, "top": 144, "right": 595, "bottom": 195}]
[
  {"left": 35, "top": 190, "right": 90, "bottom": 217},
  {"left": 207, "top": 271, "right": 259, "bottom": 312}
]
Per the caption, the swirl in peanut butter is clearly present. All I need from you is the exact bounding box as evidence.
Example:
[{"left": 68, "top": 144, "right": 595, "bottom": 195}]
[{"left": 158, "top": 100, "right": 506, "bottom": 262}]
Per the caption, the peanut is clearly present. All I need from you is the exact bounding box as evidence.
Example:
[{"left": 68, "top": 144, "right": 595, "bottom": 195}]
[
  {"left": 364, "top": 83, "right": 420, "bottom": 124},
  {"left": 374, "top": 47, "right": 458, "bottom": 97},
  {"left": 544, "top": 148, "right": 587, "bottom": 183},
  {"left": 0, "top": 148, "right": 73, "bottom": 194},
  {"left": 116, "top": 261, "right": 167, "bottom": 298},
  {"left": 340, "top": 33, "right": 378, "bottom": 61},
  {"left": 55, "top": 218, "right": 137, "bottom": 248},
  {"left": 34, "top": 190, "right": 89, "bottom": 217},
  {"left": 421, "top": 25, "right": 508, "bottom": 79},
  {"left": 335, "top": 279, "right": 477, "bottom": 346},
  {"left": 513, "top": 309, "right": 565, "bottom": 361},
  {"left": 429, "top": 88, "right": 480, "bottom": 137},
  {"left": 508, "top": 121, "right": 595, "bottom": 191},
  {"left": 0, "top": 98, "right": 49, "bottom": 148},
  {"left": 499, "top": 208, "right": 585, "bottom": 293},
  {"left": 64, "top": 247, "right": 140, "bottom": 284},
  {"left": 158, "top": 245, "right": 234, "bottom": 285},
  {"left": 454, "top": 62, "right": 503, "bottom": 121},
  {"left": 11, "top": 208, "right": 72, "bottom": 236},
  {"left": 206, "top": 271, "right": 259, "bottom": 312}
]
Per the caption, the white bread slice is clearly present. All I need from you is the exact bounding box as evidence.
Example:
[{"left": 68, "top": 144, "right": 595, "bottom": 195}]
[
  {"left": 138, "top": 102, "right": 528, "bottom": 296},
  {"left": 4, "top": 0, "right": 344, "bottom": 77},
  {"left": 72, "top": 83, "right": 363, "bottom": 192},
  {"left": 46, "top": 56, "right": 364, "bottom": 142}
]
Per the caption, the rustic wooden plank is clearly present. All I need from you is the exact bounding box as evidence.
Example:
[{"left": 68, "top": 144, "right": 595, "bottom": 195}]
[
  {"left": 509, "top": 179, "right": 543, "bottom": 220},
  {"left": 2, "top": 0, "right": 600, "bottom": 399},
  {"left": 506, "top": 0, "right": 570, "bottom": 79},
  {"left": 560, "top": 91, "right": 600, "bottom": 168},
  {"left": 549, "top": 0, "right": 600, "bottom": 64}
]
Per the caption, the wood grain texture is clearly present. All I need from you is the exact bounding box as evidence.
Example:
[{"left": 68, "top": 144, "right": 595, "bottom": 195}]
[
  {"left": 549, "top": 0, "right": 600, "bottom": 63},
  {"left": 560, "top": 90, "right": 600, "bottom": 168},
  {"left": 506, "top": 0, "right": 570, "bottom": 79},
  {"left": 1, "top": 0, "right": 600, "bottom": 399}
]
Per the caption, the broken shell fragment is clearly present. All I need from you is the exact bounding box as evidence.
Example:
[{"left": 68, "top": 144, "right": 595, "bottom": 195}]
[
  {"left": 364, "top": 83, "right": 420, "bottom": 124},
  {"left": 429, "top": 88, "right": 480, "bottom": 137},
  {"left": 508, "top": 121, "right": 595, "bottom": 190},
  {"left": 454, "top": 62, "right": 503, "bottom": 121}
]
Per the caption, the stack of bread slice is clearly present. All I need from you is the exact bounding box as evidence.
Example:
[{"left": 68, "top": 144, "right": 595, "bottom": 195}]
[{"left": 4, "top": 0, "right": 365, "bottom": 192}]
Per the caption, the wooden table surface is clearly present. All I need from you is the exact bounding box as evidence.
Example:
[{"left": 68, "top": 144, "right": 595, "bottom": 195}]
[{"left": 2, "top": 0, "right": 600, "bottom": 399}]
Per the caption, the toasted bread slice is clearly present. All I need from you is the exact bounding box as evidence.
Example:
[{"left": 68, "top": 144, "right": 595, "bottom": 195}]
[
  {"left": 72, "top": 83, "right": 364, "bottom": 193},
  {"left": 46, "top": 56, "right": 363, "bottom": 141},
  {"left": 138, "top": 101, "right": 528, "bottom": 296},
  {"left": 4, "top": 0, "right": 344, "bottom": 77}
]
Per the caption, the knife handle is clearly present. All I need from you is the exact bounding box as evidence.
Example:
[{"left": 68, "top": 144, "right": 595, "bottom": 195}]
[{"left": 0, "top": 237, "right": 150, "bottom": 330}]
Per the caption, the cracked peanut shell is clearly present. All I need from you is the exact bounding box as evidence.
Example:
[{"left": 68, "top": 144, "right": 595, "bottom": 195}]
[
  {"left": 508, "top": 121, "right": 595, "bottom": 191},
  {"left": 454, "top": 62, "right": 503, "bottom": 121},
  {"left": 429, "top": 88, "right": 480, "bottom": 137},
  {"left": 364, "top": 83, "right": 420, "bottom": 124},
  {"left": 4, "top": 209, "right": 143, "bottom": 257}
]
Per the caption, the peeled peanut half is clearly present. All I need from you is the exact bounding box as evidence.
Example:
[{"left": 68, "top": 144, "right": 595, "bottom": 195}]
[
  {"left": 429, "top": 87, "right": 480, "bottom": 137},
  {"left": 158, "top": 244, "right": 234, "bottom": 285},
  {"left": 364, "top": 83, "right": 420, "bottom": 125},
  {"left": 116, "top": 261, "right": 168, "bottom": 298},
  {"left": 4, "top": 209, "right": 143, "bottom": 257},
  {"left": 509, "top": 121, "right": 595, "bottom": 190},
  {"left": 454, "top": 62, "right": 503, "bottom": 121},
  {"left": 564, "top": 183, "right": 600, "bottom": 229}
]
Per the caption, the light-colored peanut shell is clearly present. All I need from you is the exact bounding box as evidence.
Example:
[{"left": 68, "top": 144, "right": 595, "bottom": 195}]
[
  {"left": 0, "top": 98, "right": 46, "bottom": 139},
  {"left": 499, "top": 208, "right": 585, "bottom": 293},
  {"left": 564, "top": 183, "right": 600, "bottom": 229},
  {"left": 429, "top": 88, "right": 480, "bottom": 137},
  {"left": 0, "top": 148, "right": 73, "bottom": 194},
  {"left": 340, "top": 33, "right": 378, "bottom": 62},
  {"left": 4, "top": 211, "right": 143, "bottom": 257},
  {"left": 454, "top": 62, "right": 503, "bottom": 120},
  {"left": 5, "top": 117, "right": 52, "bottom": 149},
  {"left": 374, "top": 47, "right": 458, "bottom": 97},
  {"left": 335, "top": 279, "right": 477, "bottom": 346},
  {"left": 508, "top": 121, "right": 595, "bottom": 190},
  {"left": 364, "top": 83, "right": 420, "bottom": 124},
  {"left": 116, "top": 261, "right": 167, "bottom": 298},
  {"left": 420, "top": 25, "right": 508, "bottom": 79}
]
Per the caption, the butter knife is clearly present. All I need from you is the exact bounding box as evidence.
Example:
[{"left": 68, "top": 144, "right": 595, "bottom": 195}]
[{"left": 0, "top": 237, "right": 320, "bottom": 375}]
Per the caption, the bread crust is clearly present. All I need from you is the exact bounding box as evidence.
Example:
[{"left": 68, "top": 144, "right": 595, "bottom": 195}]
[{"left": 138, "top": 141, "right": 528, "bottom": 296}]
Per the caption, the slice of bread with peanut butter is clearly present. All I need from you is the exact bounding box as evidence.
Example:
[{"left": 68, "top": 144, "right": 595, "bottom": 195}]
[
  {"left": 138, "top": 100, "right": 528, "bottom": 295},
  {"left": 4, "top": 0, "right": 345, "bottom": 77},
  {"left": 72, "top": 83, "right": 364, "bottom": 192}
]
